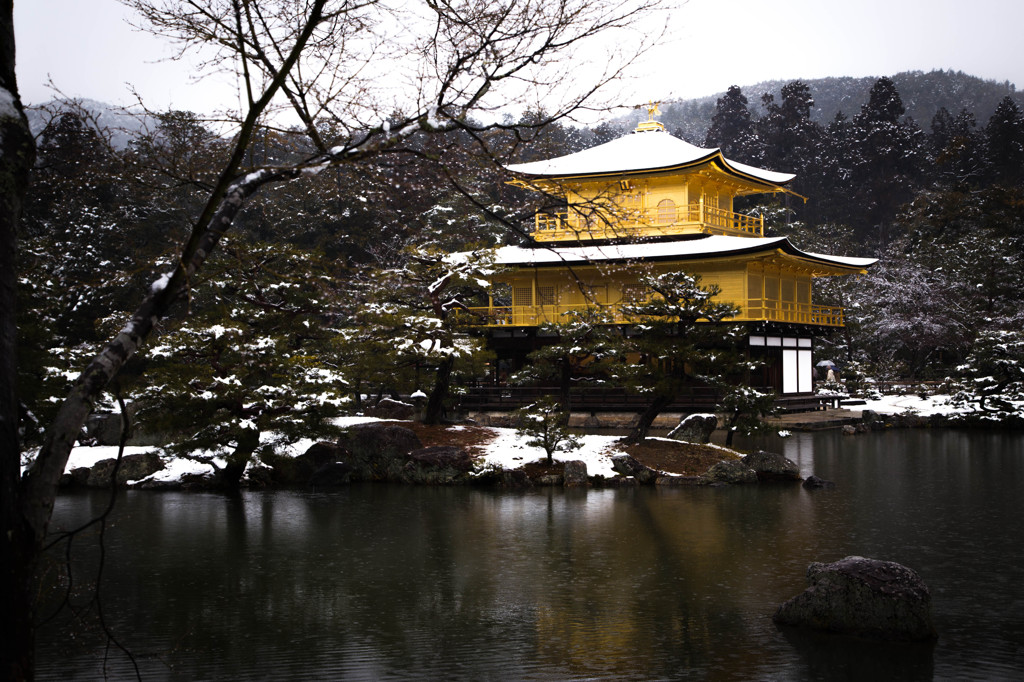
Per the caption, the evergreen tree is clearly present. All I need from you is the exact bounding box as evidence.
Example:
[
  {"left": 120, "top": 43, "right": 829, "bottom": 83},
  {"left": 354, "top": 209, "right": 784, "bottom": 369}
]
[
  {"left": 952, "top": 329, "right": 1024, "bottom": 416},
  {"left": 758, "top": 81, "right": 822, "bottom": 173},
  {"left": 24, "top": 111, "right": 116, "bottom": 223},
  {"left": 618, "top": 271, "right": 742, "bottom": 443},
  {"left": 929, "top": 107, "right": 985, "bottom": 187},
  {"left": 843, "top": 250, "right": 969, "bottom": 378},
  {"left": 901, "top": 185, "right": 1024, "bottom": 325},
  {"left": 835, "top": 181, "right": 1024, "bottom": 380},
  {"left": 511, "top": 307, "right": 621, "bottom": 412},
  {"left": 808, "top": 111, "right": 857, "bottom": 226},
  {"left": 849, "top": 77, "right": 926, "bottom": 244},
  {"left": 17, "top": 107, "right": 224, "bottom": 435},
  {"left": 357, "top": 245, "right": 495, "bottom": 424},
  {"left": 132, "top": 240, "right": 349, "bottom": 489},
  {"left": 514, "top": 396, "right": 580, "bottom": 465},
  {"left": 756, "top": 81, "right": 826, "bottom": 226},
  {"left": 704, "top": 85, "right": 760, "bottom": 162},
  {"left": 984, "top": 96, "right": 1024, "bottom": 187},
  {"left": 719, "top": 385, "right": 776, "bottom": 447}
]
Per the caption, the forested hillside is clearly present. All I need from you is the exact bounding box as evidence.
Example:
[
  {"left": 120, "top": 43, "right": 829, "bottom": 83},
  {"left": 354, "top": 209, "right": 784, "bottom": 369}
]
[
  {"left": 17, "top": 72, "right": 1024, "bottom": 449},
  {"left": 617, "top": 70, "right": 1024, "bottom": 144}
]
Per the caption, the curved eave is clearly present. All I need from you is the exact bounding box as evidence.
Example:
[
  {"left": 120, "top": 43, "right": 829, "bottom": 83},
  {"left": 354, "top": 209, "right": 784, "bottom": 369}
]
[
  {"left": 504, "top": 132, "right": 795, "bottom": 190},
  {"left": 489, "top": 236, "right": 876, "bottom": 274},
  {"left": 777, "top": 244, "right": 878, "bottom": 275},
  {"left": 508, "top": 151, "right": 792, "bottom": 191}
]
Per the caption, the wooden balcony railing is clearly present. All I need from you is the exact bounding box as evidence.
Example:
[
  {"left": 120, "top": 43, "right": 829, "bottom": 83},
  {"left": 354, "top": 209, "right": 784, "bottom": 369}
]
[
  {"left": 743, "top": 302, "right": 845, "bottom": 327},
  {"left": 456, "top": 302, "right": 845, "bottom": 328},
  {"left": 532, "top": 203, "right": 764, "bottom": 240}
]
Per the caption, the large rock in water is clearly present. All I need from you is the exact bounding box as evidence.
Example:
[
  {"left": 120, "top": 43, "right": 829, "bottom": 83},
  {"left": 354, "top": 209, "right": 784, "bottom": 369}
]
[
  {"left": 803, "top": 475, "right": 836, "bottom": 490},
  {"left": 562, "top": 460, "right": 590, "bottom": 488},
  {"left": 743, "top": 450, "right": 801, "bottom": 481},
  {"left": 337, "top": 423, "right": 424, "bottom": 481},
  {"left": 610, "top": 454, "right": 659, "bottom": 484},
  {"left": 699, "top": 459, "right": 757, "bottom": 485},
  {"left": 666, "top": 413, "right": 718, "bottom": 443},
  {"left": 83, "top": 452, "right": 165, "bottom": 487},
  {"left": 268, "top": 441, "right": 349, "bottom": 485},
  {"left": 401, "top": 446, "right": 474, "bottom": 484},
  {"left": 773, "top": 556, "right": 937, "bottom": 641},
  {"left": 308, "top": 462, "right": 354, "bottom": 487}
]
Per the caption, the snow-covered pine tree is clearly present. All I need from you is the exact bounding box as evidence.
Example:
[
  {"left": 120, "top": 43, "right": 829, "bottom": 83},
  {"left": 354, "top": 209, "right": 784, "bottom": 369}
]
[
  {"left": 704, "top": 85, "right": 760, "bottom": 164},
  {"left": 718, "top": 385, "right": 777, "bottom": 447},
  {"left": 928, "top": 107, "right": 984, "bottom": 187},
  {"left": 984, "top": 96, "right": 1024, "bottom": 187},
  {"left": 356, "top": 245, "right": 496, "bottom": 424},
  {"left": 617, "top": 271, "right": 743, "bottom": 443},
  {"left": 132, "top": 240, "right": 349, "bottom": 488},
  {"left": 511, "top": 306, "right": 622, "bottom": 413},
  {"left": 849, "top": 77, "right": 926, "bottom": 244},
  {"left": 952, "top": 329, "right": 1024, "bottom": 418},
  {"left": 514, "top": 396, "right": 580, "bottom": 466}
]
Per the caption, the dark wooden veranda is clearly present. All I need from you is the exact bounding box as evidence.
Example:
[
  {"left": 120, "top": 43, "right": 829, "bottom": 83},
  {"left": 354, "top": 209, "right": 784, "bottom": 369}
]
[{"left": 458, "top": 386, "right": 825, "bottom": 413}]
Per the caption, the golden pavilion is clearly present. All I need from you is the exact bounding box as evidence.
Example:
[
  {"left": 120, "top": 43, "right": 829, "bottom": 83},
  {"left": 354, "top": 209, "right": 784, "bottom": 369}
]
[{"left": 466, "top": 105, "right": 876, "bottom": 397}]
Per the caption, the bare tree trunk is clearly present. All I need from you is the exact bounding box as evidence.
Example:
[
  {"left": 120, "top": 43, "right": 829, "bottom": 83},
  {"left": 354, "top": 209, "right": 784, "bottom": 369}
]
[
  {"left": 22, "top": 170, "right": 283, "bottom": 537},
  {"left": 424, "top": 356, "right": 455, "bottom": 425},
  {"left": 1, "top": 1, "right": 38, "bottom": 675},
  {"left": 724, "top": 412, "right": 739, "bottom": 447},
  {"left": 219, "top": 429, "right": 260, "bottom": 491},
  {"left": 623, "top": 393, "right": 673, "bottom": 445}
]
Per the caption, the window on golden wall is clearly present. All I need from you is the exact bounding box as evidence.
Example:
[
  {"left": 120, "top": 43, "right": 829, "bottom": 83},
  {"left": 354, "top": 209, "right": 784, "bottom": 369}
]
[
  {"left": 657, "top": 198, "right": 676, "bottom": 224},
  {"left": 797, "top": 280, "right": 811, "bottom": 305},
  {"left": 621, "top": 283, "right": 647, "bottom": 303},
  {"left": 747, "top": 273, "right": 763, "bottom": 300},
  {"left": 537, "top": 286, "right": 556, "bottom": 305},
  {"left": 513, "top": 287, "right": 532, "bottom": 307},
  {"left": 781, "top": 278, "right": 796, "bottom": 309}
]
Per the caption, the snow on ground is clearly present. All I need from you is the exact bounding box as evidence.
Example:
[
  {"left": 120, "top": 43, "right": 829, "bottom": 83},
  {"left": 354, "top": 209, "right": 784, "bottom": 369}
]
[
  {"left": 55, "top": 419, "right": 624, "bottom": 481},
  {"left": 65, "top": 446, "right": 158, "bottom": 471},
  {"left": 50, "top": 394, "right": 1017, "bottom": 484},
  {"left": 858, "top": 394, "right": 969, "bottom": 417},
  {"left": 477, "top": 427, "right": 621, "bottom": 478},
  {"left": 135, "top": 457, "right": 214, "bottom": 484},
  {"left": 334, "top": 416, "right": 390, "bottom": 427}
]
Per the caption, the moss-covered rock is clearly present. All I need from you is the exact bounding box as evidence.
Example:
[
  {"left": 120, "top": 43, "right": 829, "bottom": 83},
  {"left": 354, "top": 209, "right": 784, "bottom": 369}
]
[
  {"left": 699, "top": 459, "right": 757, "bottom": 485},
  {"left": 774, "top": 556, "right": 937, "bottom": 641}
]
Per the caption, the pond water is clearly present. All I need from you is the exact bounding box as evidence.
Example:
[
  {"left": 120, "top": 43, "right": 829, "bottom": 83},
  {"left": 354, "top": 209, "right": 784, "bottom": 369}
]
[{"left": 37, "top": 429, "right": 1024, "bottom": 681}]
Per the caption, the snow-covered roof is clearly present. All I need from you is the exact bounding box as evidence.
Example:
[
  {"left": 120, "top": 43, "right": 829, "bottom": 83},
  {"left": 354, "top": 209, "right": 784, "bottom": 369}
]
[
  {"left": 490, "top": 235, "right": 877, "bottom": 272},
  {"left": 505, "top": 130, "right": 795, "bottom": 186}
]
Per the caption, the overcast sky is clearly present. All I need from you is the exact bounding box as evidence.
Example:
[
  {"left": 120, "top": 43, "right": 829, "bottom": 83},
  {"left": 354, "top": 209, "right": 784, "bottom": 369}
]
[{"left": 13, "top": 0, "right": 1024, "bottom": 115}]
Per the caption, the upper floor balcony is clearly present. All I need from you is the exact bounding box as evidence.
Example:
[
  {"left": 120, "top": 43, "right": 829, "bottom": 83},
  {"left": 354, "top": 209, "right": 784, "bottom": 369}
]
[{"left": 531, "top": 202, "right": 764, "bottom": 242}]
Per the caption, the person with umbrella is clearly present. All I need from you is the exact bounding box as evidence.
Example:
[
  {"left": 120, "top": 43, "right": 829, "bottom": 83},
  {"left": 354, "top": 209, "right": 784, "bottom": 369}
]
[{"left": 817, "top": 359, "right": 838, "bottom": 383}]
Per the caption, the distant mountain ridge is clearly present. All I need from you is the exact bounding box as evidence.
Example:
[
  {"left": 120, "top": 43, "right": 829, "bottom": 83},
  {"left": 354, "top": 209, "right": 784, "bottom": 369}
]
[
  {"left": 25, "top": 99, "right": 151, "bottom": 149},
  {"left": 616, "top": 70, "right": 1022, "bottom": 144},
  {"left": 26, "top": 70, "right": 1022, "bottom": 150}
]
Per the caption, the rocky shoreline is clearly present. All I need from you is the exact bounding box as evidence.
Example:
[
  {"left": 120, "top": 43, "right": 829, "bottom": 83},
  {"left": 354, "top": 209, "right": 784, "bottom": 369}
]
[
  {"left": 59, "top": 399, "right": 1024, "bottom": 492},
  {"left": 59, "top": 421, "right": 816, "bottom": 492}
]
